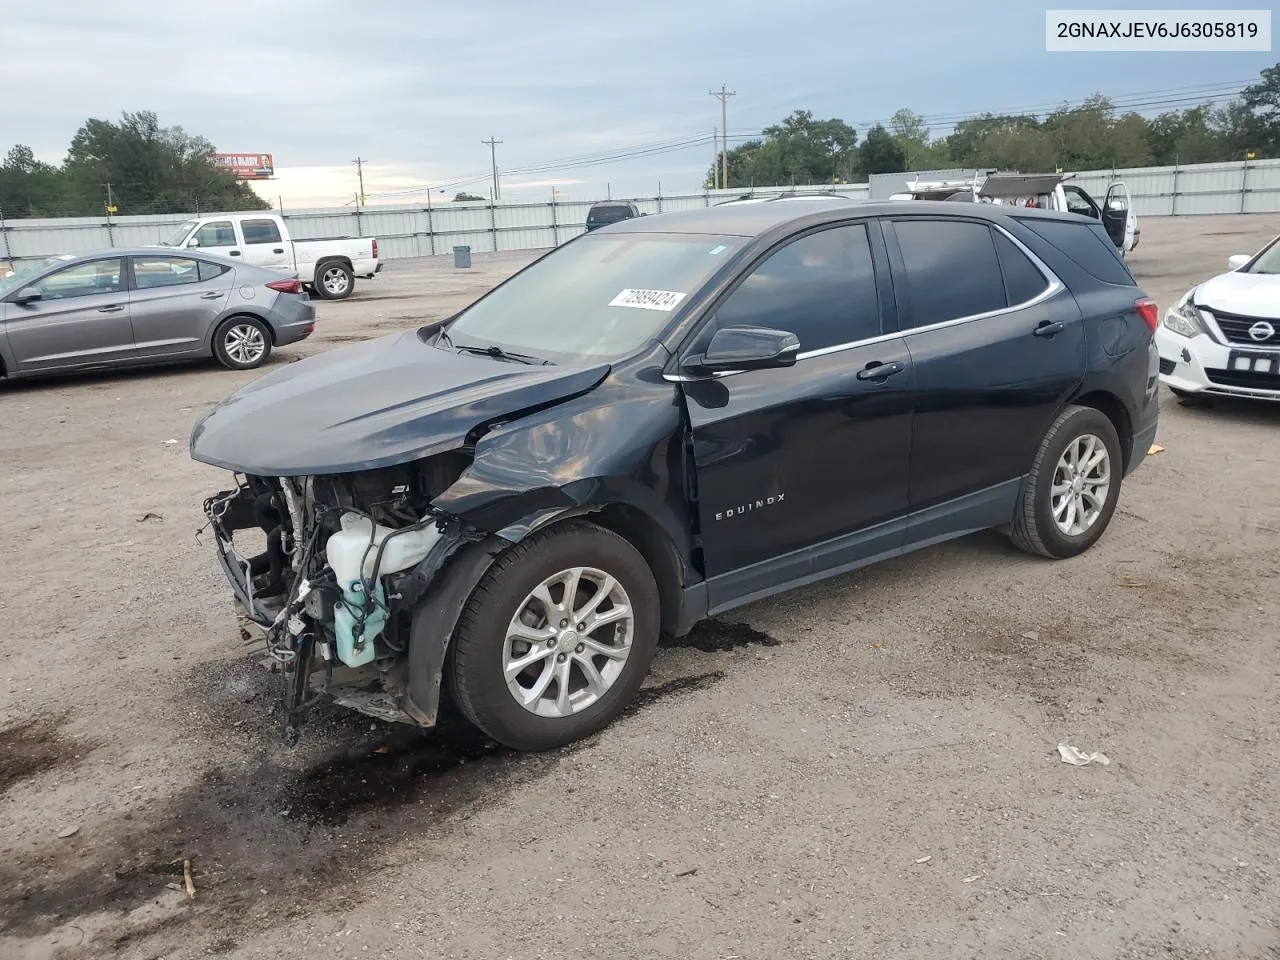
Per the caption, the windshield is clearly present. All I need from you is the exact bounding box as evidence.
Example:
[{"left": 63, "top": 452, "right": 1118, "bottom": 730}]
[
  {"left": 159, "top": 221, "right": 198, "bottom": 246},
  {"left": 443, "top": 233, "right": 743, "bottom": 363},
  {"left": 0, "top": 257, "right": 66, "bottom": 297},
  {"left": 1242, "top": 236, "right": 1280, "bottom": 275},
  {"left": 587, "top": 206, "right": 633, "bottom": 224}
]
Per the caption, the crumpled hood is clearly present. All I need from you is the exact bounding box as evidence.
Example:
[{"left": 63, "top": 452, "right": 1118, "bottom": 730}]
[
  {"left": 190, "top": 330, "right": 610, "bottom": 475},
  {"left": 1194, "top": 271, "right": 1280, "bottom": 320}
]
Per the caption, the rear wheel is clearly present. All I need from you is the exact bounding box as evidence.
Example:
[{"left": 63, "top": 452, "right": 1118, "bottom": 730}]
[
  {"left": 1009, "top": 404, "right": 1123, "bottom": 560},
  {"left": 213, "top": 316, "right": 272, "bottom": 370},
  {"left": 314, "top": 261, "right": 354, "bottom": 300},
  {"left": 447, "top": 521, "right": 660, "bottom": 752}
]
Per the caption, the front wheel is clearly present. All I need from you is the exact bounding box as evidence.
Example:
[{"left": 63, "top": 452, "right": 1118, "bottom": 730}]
[
  {"left": 213, "top": 316, "right": 272, "bottom": 370},
  {"left": 1009, "top": 404, "right": 1123, "bottom": 560},
  {"left": 447, "top": 521, "right": 660, "bottom": 752},
  {"left": 313, "top": 261, "right": 354, "bottom": 300}
]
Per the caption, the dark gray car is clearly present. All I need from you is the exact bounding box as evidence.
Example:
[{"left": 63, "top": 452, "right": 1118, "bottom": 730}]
[{"left": 0, "top": 248, "right": 316, "bottom": 380}]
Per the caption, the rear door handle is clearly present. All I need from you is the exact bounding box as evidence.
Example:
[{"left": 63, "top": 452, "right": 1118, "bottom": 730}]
[
  {"left": 228, "top": 250, "right": 241, "bottom": 257},
  {"left": 1034, "top": 320, "right": 1065, "bottom": 338},
  {"left": 199, "top": 291, "right": 222, "bottom": 299},
  {"left": 856, "top": 360, "right": 906, "bottom": 382},
  {"left": 98, "top": 305, "right": 125, "bottom": 313},
  {"left": 273, "top": 248, "right": 284, "bottom": 254}
]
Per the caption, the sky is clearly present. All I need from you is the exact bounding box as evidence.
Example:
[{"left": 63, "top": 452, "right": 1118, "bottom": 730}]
[{"left": 1, "top": 0, "right": 1274, "bottom": 209}]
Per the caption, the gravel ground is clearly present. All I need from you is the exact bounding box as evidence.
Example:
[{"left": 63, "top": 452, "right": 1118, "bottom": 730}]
[{"left": 2, "top": 215, "right": 1278, "bottom": 960}]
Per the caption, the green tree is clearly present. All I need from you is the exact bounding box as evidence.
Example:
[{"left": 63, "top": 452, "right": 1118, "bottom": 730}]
[
  {"left": 0, "top": 145, "right": 64, "bottom": 217},
  {"left": 1240, "top": 63, "right": 1280, "bottom": 156},
  {"left": 888, "top": 109, "right": 948, "bottom": 168},
  {"left": 706, "top": 110, "right": 858, "bottom": 188},
  {"left": 60, "top": 110, "right": 268, "bottom": 215},
  {"left": 858, "top": 125, "right": 907, "bottom": 176},
  {"left": 454, "top": 191, "right": 487, "bottom": 202}
]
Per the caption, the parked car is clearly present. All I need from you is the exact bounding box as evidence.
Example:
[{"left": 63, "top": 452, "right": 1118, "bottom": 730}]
[
  {"left": 1156, "top": 232, "right": 1280, "bottom": 404},
  {"left": 191, "top": 200, "right": 1159, "bottom": 752},
  {"left": 890, "top": 172, "right": 1140, "bottom": 258},
  {"left": 156, "top": 213, "right": 380, "bottom": 301},
  {"left": 585, "top": 201, "right": 642, "bottom": 231},
  {"left": 0, "top": 248, "right": 314, "bottom": 380}
]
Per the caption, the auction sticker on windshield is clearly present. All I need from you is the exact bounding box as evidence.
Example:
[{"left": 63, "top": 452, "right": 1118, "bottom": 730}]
[{"left": 609, "top": 289, "right": 687, "bottom": 312}]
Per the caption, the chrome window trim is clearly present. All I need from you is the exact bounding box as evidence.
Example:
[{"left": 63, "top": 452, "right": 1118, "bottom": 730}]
[{"left": 663, "top": 221, "right": 1065, "bottom": 382}]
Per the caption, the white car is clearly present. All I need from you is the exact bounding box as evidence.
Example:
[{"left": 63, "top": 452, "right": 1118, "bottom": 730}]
[{"left": 1156, "top": 234, "right": 1280, "bottom": 403}]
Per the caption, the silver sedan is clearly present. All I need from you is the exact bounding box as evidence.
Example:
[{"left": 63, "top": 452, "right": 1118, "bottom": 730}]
[{"left": 0, "top": 248, "right": 316, "bottom": 380}]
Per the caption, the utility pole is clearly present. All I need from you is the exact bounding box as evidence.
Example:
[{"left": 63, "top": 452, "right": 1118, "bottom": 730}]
[
  {"left": 352, "top": 157, "right": 367, "bottom": 206},
  {"left": 482, "top": 137, "right": 503, "bottom": 202},
  {"left": 711, "top": 127, "right": 719, "bottom": 190},
  {"left": 709, "top": 85, "right": 735, "bottom": 190}
]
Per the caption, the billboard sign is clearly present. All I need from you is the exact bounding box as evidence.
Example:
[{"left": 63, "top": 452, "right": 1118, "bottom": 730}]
[{"left": 214, "top": 153, "right": 275, "bottom": 180}]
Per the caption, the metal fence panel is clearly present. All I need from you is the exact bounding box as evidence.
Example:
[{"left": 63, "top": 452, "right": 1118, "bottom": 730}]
[{"left": 4, "top": 159, "right": 1280, "bottom": 265}]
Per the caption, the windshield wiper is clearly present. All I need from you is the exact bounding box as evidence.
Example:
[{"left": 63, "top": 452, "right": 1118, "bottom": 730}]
[{"left": 452, "top": 341, "right": 552, "bottom": 365}]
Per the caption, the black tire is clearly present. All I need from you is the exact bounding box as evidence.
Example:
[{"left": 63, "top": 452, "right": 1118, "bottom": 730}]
[
  {"left": 447, "top": 521, "right": 660, "bottom": 752},
  {"left": 313, "top": 260, "right": 354, "bottom": 300},
  {"left": 1009, "top": 404, "right": 1124, "bottom": 560},
  {"left": 212, "top": 316, "right": 272, "bottom": 370}
]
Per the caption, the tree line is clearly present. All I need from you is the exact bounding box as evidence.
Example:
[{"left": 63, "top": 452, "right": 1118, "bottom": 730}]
[
  {"left": 0, "top": 110, "right": 269, "bottom": 219},
  {"left": 706, "top": 62, "right": 1280, "bottom": 189}
]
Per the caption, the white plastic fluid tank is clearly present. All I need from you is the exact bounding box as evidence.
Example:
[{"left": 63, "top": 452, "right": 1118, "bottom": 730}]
[{"left": 325, "top": 512, "right": 444, "bottom": 584}]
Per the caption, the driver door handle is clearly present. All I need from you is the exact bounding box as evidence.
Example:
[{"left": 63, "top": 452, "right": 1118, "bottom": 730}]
[
  {"left": 98, "top": 304, "right": 125, "bottom": 313},
  {"left": 1034, "top": 320, "right": 1065, "bottom": 338},
  {"left": 228, "top": 250, "right": 241, "bottom": 257},
  {"left": 856, "top": 360, "right": 905, "bottom": 382},
  {"left": 199, "top": 291, "right": 222, "bottom": 299},
  {"left": 273, "top": 248, "right": 284, "bottom": 254}
]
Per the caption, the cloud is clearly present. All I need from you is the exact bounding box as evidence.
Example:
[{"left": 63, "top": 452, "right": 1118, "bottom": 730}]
[{"left": 4, "top": 0, "right": 1273, "bottom": 207}]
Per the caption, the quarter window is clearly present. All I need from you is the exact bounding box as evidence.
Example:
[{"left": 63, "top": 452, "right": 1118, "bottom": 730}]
[
  {"left": 893, "top": 220, "right": 1007, "bottom": 328},
  {"left": 133, "top": 256, "right": 201, "bottom": 289},
  {"left": 241, "top": 219, "right": 283, "bottom": 244},
  {"left": 994, "top": 232, "right": 1050, "bottom": 305},
  {"left": 31, "top": 259, "right": 123, "bottom": 300},
  {"left": 712, "top": 223, "right": 881, "bottom": 353},
  {"left": 198, "top": 260, "right": 231, "bottom": 282}
]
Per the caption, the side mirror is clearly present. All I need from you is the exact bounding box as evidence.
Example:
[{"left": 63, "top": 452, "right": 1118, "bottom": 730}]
[
  {"left": 186, "top": 237, "right": 200, "bottom": 248},
  {"left": 12, "top": 286, "right": 42, "bottom": 304},
  {"left": 1228, "top": 254, "right": 1250, "bottom": 271},
  {"left": 688, "top": 325, "right": 800, "bottom": 373}
]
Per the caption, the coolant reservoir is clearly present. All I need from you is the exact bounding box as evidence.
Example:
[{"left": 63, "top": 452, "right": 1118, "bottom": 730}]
[{"left": 325, "top": 512, "right": 444, "bottom": 583}]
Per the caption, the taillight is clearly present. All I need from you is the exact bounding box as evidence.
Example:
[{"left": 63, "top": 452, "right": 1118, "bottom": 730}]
[
  {"left": 266, "top": 278, "right": 303, "bottom": 294},
  {"left": 1135, "top": 296, "right": 1158, "bottom": 332},
  {"left": 372, "top": 239, "right": 379, "bottom": 259}
]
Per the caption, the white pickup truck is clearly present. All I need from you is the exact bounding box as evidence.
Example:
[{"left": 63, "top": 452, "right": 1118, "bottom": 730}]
[
  {"left": 890, "top": 172, "right": 1139, "bottom": 258},
  {"left": 156, "top": 213, "right": 380, "bottom": 300}
]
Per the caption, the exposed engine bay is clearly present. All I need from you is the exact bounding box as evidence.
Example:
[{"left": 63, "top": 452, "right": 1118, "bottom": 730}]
[{"left": 201, "top": 452, "right": 483, "bottom": 744}]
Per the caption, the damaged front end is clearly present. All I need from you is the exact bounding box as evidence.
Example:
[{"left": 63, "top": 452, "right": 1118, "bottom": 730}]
[{"left": 202, "top": 454, "right": 484, "bottom": 744}]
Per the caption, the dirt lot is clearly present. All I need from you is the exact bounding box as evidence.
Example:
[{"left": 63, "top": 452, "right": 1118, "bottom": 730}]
[{"left": 2, "top": 214, "right": 1279, "bottom": 960}]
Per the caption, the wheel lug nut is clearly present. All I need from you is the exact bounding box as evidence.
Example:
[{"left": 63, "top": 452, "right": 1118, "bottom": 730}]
[
  {"left": 576, "top": 623, "right": 586, "bottom": 632},
  {"left": 556, "top": 653, "right": 567, "bottom": 663},
  {"left": 547, "top": 638, "right": 557, "bottom": 648},
  {"left": 559, "top": 619, "right": 569, "bottom": 628},
  {"left": 575, "top": 643, "right": 585, "bottom": 653}
]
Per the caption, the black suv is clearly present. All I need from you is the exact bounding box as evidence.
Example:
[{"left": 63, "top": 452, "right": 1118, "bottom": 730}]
[
  {"left": 585, "top": 201, "right": 641, "bottom": 231},
  {"left": 192, "top": 200, "right": 1160, "bottom": 752}
]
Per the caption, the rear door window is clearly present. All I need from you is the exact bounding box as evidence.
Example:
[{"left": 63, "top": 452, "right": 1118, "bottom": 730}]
[
  {"left": 241, "top": 219, "right": 283, "bottom": 244},
  {"left": 891, "top": 219, "right": 1007, "bottom": 328}
]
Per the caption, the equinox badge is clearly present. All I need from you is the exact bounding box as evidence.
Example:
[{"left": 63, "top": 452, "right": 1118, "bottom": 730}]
[{"left": 715, "top": 493, "right": 785, "bottom": 522}]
